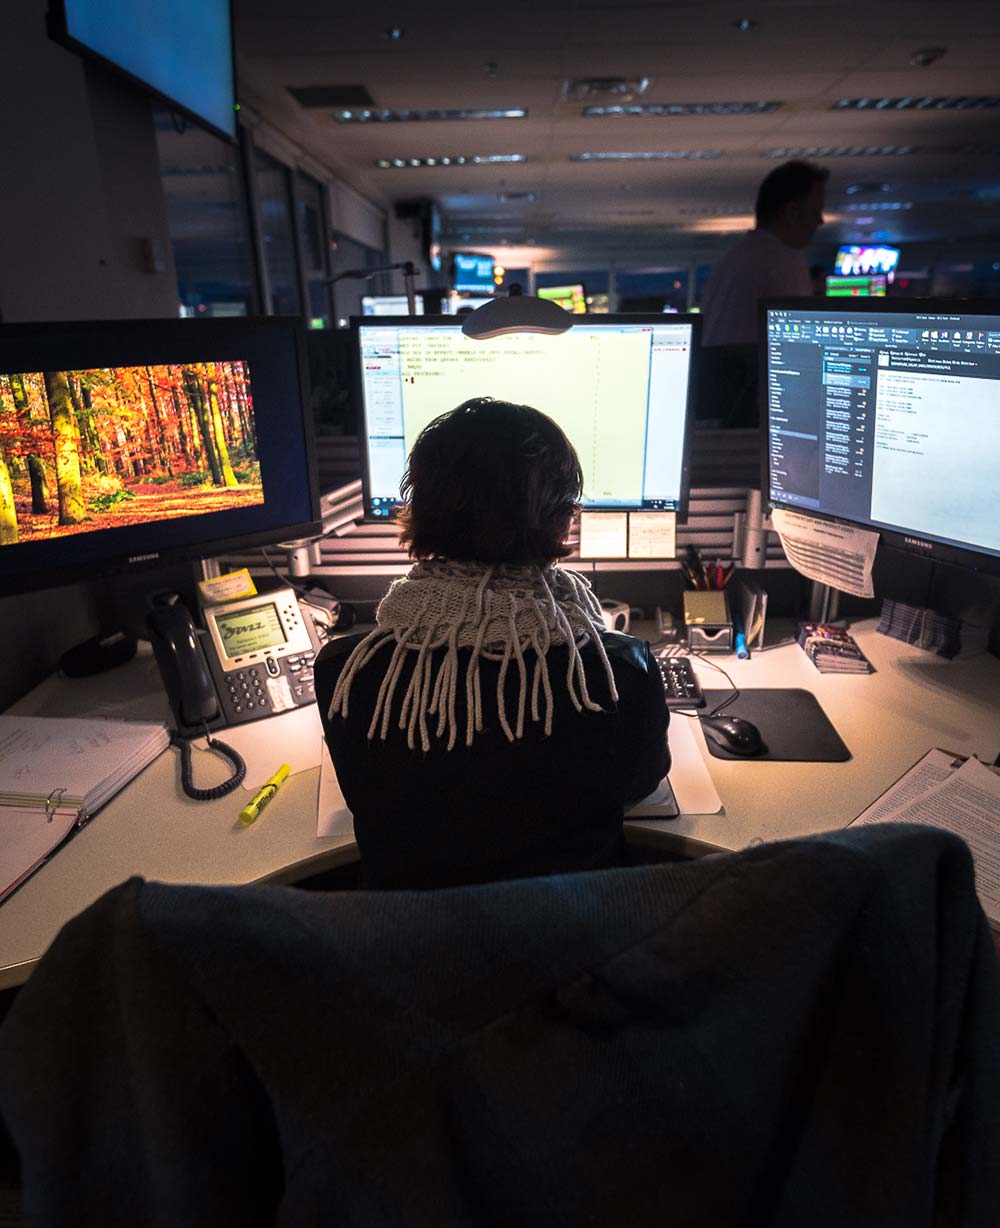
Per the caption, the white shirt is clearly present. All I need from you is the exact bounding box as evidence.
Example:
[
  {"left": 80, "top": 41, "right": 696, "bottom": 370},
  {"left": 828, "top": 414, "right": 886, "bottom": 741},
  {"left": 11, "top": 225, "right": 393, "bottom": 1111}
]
[{"left": 701, "top": 229, "right": 812, "bottom": 347}]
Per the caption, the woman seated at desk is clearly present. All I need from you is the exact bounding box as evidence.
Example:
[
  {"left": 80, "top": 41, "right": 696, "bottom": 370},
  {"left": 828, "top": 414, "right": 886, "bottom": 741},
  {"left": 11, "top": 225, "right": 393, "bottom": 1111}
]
[{"left": 315, "top": 398, "right": 669, "bottom": 888}]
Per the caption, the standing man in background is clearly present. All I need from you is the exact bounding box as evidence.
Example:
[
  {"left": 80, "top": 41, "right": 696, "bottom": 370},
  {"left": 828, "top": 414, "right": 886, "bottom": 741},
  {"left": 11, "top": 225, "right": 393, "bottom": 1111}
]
[
  {"left": 702, "top": 160, "right": 828, "bottom": 348},
  {"left": 698, "top": 160, "right": 828, "bottom": 425}
]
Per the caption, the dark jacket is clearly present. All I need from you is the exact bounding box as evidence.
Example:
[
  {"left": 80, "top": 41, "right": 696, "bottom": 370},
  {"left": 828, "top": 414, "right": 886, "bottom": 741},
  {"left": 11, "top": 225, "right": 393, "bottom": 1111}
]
[
  {"left": 2, "top": 825, "right": 999, "bottom": 1227},
  {"left": 315, "top": 630, "right": 669, "bottom": 888}
]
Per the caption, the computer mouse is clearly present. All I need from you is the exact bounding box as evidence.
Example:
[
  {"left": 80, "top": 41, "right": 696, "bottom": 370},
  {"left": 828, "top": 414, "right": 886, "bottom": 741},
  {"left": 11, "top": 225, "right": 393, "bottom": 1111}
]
[{"left": 699, "top": 714, "right": 766, "bottom": 757}]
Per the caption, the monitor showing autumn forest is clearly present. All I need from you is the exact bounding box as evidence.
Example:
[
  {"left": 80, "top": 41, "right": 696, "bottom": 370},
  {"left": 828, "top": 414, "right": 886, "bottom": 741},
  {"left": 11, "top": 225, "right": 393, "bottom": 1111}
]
[
  {"left": 0, "top": 317, "right": 319, "bottom": 597},
  {"left": 0, "top": 361, "right": 262, "bottom": 547}
]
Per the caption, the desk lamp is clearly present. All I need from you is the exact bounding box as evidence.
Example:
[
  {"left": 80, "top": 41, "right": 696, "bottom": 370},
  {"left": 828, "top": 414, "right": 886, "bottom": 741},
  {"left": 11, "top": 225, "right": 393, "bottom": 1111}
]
[
  {"left": 327, "top": 261, "right": 418, "bottom": 314},
  {"left": 461, "top": 283, "right": 573, "bottom": 340}
]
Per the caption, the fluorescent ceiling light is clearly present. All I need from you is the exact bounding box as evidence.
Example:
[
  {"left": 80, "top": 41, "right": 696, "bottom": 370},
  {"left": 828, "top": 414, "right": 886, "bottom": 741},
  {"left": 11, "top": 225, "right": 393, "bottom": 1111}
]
[
  {"left": 833, "top": 96, "right": 1000, "bottom": 111},
  {"left": 766, "top": 146, "right": 913, "bottom": 157},
  {"left": 844, "top": 201, "right": 913, "bottom": 211},
  {"left": 570, "top": 150, "right": 721, "bottom": 161},
  {"left": 375, "top": 155, "right": 527, "bottom": 168},
  {"left": 583, "top": 101, "right": 779, "bottom": 117},
  {"left": 337, "top": 107, "right": 527, "bottom": 122}
]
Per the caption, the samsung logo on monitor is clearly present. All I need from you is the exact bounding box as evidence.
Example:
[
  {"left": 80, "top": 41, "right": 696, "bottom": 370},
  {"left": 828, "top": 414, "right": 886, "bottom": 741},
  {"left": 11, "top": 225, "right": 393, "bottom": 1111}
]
[
  {"left": 128, "top": 552, "right": 161, "bottom": 564},
  {"left": 903, "top": 536, "right": 934, "bottom": 551}
]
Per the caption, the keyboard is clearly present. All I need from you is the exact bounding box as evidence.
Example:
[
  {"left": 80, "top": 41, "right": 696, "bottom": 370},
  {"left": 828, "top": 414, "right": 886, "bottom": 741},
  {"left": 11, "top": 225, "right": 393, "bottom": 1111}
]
[{"left": 657, "top": 655, "right": 706, "bottom": 709}]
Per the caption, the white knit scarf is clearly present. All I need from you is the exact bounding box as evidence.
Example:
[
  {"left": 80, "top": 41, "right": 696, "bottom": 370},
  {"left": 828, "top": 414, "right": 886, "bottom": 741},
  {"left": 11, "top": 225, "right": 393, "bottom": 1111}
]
[{"left": 329, "top": 560, "right": 619, "bottom": 752}]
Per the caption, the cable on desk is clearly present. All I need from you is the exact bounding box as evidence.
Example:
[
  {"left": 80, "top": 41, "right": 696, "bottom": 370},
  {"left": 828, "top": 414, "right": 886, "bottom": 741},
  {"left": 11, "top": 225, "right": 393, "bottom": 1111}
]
[
  {"left": 665, "top": 652, "right": 740, "bottom": 720},
  {"left": 175, "top": 725, "right": 247, "bottom": 801}
]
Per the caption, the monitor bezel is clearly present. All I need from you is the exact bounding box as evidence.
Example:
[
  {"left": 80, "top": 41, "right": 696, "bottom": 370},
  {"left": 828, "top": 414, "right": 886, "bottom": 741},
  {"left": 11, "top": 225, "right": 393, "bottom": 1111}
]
[
  {"left": 0, "top": 316, "right": 321, "bottom": 597},
  {"left": 759, "top": 295, "right": 1000, "bottom": 579},
  {"left": 352, "top": 312, "right": 699, "bottom": 527},
  {"left": 47, "top": 0, "right": 238, "bottom": 144}
]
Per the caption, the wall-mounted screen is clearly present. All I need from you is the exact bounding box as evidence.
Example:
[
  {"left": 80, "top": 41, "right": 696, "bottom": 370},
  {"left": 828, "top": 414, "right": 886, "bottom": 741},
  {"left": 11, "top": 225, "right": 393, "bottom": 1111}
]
[
  {"left": 452, "top": 252, "right": 496, "bottom": 293},
  {"left": 834, "top": 245, "right": 900, "bottom": 281},
  {"left": 49, "top": 0, "right": 236, "bottom": 140}
]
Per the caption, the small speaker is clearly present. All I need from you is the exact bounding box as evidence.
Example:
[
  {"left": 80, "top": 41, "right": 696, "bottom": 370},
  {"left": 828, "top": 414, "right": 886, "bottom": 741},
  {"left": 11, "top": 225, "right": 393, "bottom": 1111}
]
[{"left": 599, "top": 599, "right": 630, "bottom": 634}]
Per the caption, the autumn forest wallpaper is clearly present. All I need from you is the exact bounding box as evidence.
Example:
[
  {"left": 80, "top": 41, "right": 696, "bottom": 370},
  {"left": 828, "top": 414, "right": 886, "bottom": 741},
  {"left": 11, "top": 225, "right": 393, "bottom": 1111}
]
[{"left": 0, "top": 360, "right": 263, "bottom": 546}]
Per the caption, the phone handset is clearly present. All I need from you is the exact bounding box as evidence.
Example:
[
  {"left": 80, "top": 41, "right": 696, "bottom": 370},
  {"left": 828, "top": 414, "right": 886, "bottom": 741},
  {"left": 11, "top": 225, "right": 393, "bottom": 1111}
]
[{"left": 147, "top": 601, "right": 247, "bottom": 800}]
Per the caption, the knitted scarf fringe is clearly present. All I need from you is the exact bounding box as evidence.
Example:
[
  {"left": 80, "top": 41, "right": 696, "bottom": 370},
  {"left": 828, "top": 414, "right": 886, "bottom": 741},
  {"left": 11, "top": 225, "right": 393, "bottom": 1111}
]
[{"left": 329, "top": 562, "right": 619, "bottom": 752}]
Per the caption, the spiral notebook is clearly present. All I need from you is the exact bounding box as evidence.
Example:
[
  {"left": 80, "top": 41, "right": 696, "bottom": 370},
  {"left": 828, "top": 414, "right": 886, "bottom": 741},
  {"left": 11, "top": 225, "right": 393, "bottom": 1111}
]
[{"left": 0, "top": 715, "right": 170, "bottom": 904}]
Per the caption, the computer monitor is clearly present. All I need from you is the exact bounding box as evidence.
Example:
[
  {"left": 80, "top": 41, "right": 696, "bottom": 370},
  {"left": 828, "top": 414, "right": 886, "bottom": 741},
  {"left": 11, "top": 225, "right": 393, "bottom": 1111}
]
[
  {"left": 834, "top": 245, "right": 900, "bottom": 281},
  {"left": 452, "top": 252, "right": 496, "bottom": 294},
  {"left": 0, "top": 317, "right": 319, "bottom": 596},
  {"left": 442, "top": 296, "right": 495, "bottom": 315},
  {"left": 825, "top": 275, "right": 887, "bottom": 298},
  {"left": 537, "top": 285, "right": 588, "bottom": 314},
  {"left": 353, "top": 314, "right": 698, "bottom": 519},
  {"left": 763, "top": 299, "right": 1000, "bottom": 575},
  {"left": 361, "top": 294, "right": 425, "bottom": 316}
]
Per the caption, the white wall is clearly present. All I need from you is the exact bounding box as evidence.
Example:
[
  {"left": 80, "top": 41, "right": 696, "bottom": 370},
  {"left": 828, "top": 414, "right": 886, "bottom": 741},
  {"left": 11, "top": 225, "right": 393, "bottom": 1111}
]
[{"left": 0, "top": 0, "right": 177, "bottom": 323}]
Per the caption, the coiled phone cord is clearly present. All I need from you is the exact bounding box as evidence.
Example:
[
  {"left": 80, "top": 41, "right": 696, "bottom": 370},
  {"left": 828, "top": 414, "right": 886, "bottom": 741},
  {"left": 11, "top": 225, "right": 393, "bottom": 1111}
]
[{"left": 174, "top": 723, "right": 247, "bottom": 801}]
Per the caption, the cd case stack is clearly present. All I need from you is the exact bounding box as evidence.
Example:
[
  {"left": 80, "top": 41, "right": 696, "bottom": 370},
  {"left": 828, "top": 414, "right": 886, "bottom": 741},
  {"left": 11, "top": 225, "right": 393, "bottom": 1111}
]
[
  {"left": 877, "top": 599, "right": 964, "bottom": 658},
  {"left": 797, "top": 623, "right": 875, "bottom": 674}
]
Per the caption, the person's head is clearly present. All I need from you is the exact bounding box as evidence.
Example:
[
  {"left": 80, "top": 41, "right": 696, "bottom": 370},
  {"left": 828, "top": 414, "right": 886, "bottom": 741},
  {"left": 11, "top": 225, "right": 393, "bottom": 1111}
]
[
  {"left": 396, "top": 397, "right": 582, "bottom": 566},
  {"left": 755, "top": 160, "right": 828, "bottom": 249}
]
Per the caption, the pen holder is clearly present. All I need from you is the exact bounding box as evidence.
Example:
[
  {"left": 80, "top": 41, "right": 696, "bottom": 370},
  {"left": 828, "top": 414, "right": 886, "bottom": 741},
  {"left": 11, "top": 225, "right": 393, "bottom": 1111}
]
[{"left": 684, "top": 591, "right": 733, "bottom": 654}]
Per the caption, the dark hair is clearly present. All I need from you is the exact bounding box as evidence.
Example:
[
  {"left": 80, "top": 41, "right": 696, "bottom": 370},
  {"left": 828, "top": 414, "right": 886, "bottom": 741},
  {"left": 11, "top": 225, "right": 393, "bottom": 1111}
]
[
  {"left": 396, "top": 398, "right": 582, "bottom": 565},
  {"left": 755, "top": 160, "right": 829, "bottom": 225}
]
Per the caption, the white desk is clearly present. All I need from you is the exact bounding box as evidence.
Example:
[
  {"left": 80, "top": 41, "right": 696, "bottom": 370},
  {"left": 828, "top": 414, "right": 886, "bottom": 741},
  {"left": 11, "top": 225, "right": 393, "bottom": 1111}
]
[{"left": 2, "top": 619, "right": 1000, "bottom": 990}]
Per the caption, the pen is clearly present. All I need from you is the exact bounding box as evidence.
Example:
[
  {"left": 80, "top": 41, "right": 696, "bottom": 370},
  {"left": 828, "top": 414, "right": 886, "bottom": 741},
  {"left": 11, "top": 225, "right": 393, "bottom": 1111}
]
[{"left": 239, "top": 763, "right": 291, "bottom": 826}]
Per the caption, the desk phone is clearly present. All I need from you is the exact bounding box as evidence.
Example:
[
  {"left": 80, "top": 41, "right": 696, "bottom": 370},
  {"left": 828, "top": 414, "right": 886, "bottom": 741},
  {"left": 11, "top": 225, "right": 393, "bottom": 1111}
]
[{"left": 148, "top": 587, "right": 320, "bottom": 737}]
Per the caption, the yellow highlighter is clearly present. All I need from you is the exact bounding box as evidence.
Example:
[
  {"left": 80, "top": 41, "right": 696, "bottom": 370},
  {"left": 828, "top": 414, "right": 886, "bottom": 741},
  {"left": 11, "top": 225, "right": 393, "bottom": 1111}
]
[{"left": 239, "top": 764, "right": 291, "bottom": 826}]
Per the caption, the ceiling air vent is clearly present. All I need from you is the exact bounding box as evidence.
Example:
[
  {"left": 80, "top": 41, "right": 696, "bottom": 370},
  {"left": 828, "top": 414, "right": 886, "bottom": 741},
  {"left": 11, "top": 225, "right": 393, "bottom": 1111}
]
[
  {"left": 563, "top": 77, "right": 651, "bottom": 103},
  {"left": 287, "top": 85, "right": 375, "bottom": 108},
  {"left": 833, "top": 95, "right": 1000, "bottom": 111}
]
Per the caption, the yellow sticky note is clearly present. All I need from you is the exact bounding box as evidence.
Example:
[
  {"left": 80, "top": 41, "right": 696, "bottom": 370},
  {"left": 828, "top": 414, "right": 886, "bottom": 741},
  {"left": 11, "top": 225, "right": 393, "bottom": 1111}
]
[{"left": 198, "top": 568, "right": 258, "bottom": 606}]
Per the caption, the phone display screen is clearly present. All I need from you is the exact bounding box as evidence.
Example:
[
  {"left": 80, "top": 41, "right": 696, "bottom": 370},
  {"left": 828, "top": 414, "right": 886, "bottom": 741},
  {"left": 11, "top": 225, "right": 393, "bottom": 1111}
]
[{"left": 214, "top": 603, "right": 287, "bottom": 659}]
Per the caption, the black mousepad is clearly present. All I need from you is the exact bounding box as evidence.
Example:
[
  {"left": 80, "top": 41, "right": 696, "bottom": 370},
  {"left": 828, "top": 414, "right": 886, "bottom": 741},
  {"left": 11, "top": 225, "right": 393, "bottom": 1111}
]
[{"left": 700, "top": 689, "right": 851, "bottom": 762}]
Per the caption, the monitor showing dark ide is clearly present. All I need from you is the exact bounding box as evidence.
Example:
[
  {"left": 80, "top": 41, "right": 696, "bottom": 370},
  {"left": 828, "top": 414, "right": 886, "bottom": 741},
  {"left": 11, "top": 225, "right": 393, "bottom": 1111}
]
[
  {"left": 0, "top": 317, "right": 319, "bottom": 595},
  {"left": 764, "top": 302, "right": 1000, "bottom": 570},
  {"left": 355, "top": 315, "right": 697, "bottom": 518}
]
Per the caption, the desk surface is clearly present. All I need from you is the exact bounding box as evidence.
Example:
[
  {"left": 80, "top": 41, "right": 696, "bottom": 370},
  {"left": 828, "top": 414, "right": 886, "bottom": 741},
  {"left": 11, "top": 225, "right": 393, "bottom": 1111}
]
[{"left": 3, "top": 619, "right": 1000, "bottom": 990}]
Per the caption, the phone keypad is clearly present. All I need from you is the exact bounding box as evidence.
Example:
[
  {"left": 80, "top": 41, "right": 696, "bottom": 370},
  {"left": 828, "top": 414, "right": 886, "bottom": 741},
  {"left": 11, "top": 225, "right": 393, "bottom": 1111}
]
[{"left": 225, "top": 664, "right": 269, "bottom": 717}]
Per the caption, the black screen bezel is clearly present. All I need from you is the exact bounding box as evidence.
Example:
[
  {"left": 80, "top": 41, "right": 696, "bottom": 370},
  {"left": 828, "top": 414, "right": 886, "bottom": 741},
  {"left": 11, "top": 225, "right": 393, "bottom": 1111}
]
[
  {"left": 0, "top": 316, "right": 320, "bottom": 596},
  {"left": 47, "top": 0, "right": 238, "bottom": 143},
  {"left": 351, "top": 311, "right": 699, "bottom": 526},
  {"left": 759, "top": 295, "right": 1000, "bottom": 579}
]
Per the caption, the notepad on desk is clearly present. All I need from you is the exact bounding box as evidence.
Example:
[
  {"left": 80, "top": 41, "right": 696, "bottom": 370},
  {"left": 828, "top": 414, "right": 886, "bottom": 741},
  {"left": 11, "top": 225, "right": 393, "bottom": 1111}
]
[{"left": 0, "top": 715, "right": 169, "bottom": 904}]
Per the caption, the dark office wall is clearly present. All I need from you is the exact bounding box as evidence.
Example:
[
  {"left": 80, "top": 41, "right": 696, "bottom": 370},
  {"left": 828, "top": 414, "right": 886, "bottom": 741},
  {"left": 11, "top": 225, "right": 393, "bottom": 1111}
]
[
  {"left": 0, "top": 0, "right": 177, "bottom": 323},
  {"left": 0, "top": 583, "right": 104, "bottom": 710},
  {"left": 0, "top": 1, "right": 181, "bottom": 708}
]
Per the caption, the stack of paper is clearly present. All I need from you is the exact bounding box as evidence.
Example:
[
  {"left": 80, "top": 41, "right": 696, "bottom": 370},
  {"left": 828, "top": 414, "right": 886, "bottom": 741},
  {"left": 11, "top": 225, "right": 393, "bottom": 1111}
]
[
  {"left": 0, "top": 716, "right": 170, "bottom": 903},
  {"left": 852, "top": 749, "right": 1000, "bottom": 927},
  {"left": 797, "top": 623, "right": 874, "bottom": 674}
]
